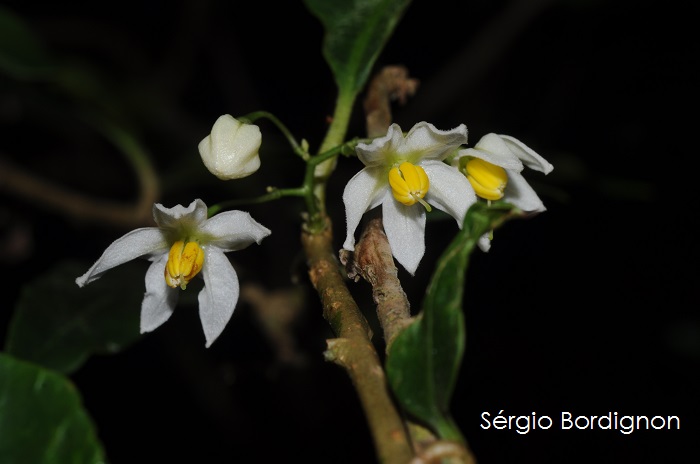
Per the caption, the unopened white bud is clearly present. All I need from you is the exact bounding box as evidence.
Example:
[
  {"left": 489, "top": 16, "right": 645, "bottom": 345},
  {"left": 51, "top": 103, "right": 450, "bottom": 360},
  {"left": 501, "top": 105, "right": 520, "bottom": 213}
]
[{"left": 198, "top": 114, "right": 261, "bottom": 179}]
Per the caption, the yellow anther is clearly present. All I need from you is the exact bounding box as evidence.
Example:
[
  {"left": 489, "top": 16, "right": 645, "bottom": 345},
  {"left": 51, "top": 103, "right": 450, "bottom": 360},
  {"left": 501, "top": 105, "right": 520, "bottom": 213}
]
[
  {"left": 465, "top": 158, "right": 508, "bottom": 201},
  {"left": 164, "top": 240, "right": 205, "bottom": 290},
  {"left": 388, "top": 162, "right": 432, "bottom": 211}
]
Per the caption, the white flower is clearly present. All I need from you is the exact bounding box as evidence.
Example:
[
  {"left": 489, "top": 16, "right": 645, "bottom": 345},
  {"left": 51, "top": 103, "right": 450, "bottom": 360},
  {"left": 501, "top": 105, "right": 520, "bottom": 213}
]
[
  {"left": 451, "top": 133, "right": 553, "bottom": 251},
  {"left": 75, "top": 199, "right": 271, "bottom": 347},
  {"left": 198, "top": 114, "right": 262, "bottom": 179},
  {"left": 342, "top": 121, "right": 473, "bottom": 275}
]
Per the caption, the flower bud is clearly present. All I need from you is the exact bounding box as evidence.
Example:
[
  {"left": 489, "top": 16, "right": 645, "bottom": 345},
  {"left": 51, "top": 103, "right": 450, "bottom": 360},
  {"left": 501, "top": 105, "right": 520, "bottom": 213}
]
[{"left": 198, "top": 114, "right": 261, "bottom": 179}]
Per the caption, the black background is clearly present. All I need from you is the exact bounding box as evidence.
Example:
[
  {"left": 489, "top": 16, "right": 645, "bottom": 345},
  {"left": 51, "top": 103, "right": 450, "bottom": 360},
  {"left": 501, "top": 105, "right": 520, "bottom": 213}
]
[{"left": 2, "top": 1, "right": 698, "bottom": 463}]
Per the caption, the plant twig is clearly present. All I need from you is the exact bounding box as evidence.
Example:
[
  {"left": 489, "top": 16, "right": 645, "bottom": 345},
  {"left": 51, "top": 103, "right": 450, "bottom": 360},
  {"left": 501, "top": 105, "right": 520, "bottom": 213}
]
[
  {"left": 355, "top": 65, "right": 477, "bottom": 463},
  {"left": 363, "top": 65, "right": 419, "bottom": 138},
  {"left": 301, "top": 217, "right": 414, "bottom": 464},
  {"left": 410, "top": 440, "right": 476, "bottom": 464},
  {"left": 340, "top": 218, "right": 413, "bottom": 352},
  {"left": 0, "top": 156, "right": 156, "bottom": 229},
  {"left": 240, "top": 283, "right": 307, "bottom": 367},
  {"left": 0, "top": 117, "right": 159, "bottom": 229}
]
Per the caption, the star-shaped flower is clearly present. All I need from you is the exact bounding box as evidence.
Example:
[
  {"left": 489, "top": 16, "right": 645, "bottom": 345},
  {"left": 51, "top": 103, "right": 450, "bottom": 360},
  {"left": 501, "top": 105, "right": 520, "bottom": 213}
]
[
  {"left": 451, "top": 133, "right": 553, "bottom": 251},
  {"left": 342, "top": 121, "right": 473, "bottom": 275},
  {"left": 76, "top": 199, "right": 271, "bottom": 347}
]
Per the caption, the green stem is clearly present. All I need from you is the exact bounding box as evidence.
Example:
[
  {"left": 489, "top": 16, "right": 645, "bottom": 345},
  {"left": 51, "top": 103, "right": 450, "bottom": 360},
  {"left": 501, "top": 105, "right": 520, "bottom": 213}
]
[
  {"left": 237, "top": 93, "right": 358, "bottom": 230},
  {"left": 318, "top": 91, "right": 356, "bottom": 154},
  {"left": 312, "top": 90, "right": 357, "bottom": 216},
  {"left": 206, "top": 137, "right": 367, "bottom": 220},
  {"left": 207, "top": 187, "right": 306, "bottom": 216},
  {"left": 303, "top": 137, "right": 368, "bottom": 232},
  {"left": 84, "top": 114, "right": 158, "bottom": 199},
  {"left": 307, "top": 139, "right": 365, "bottom": 168},
  {"left": 80, "top": 112, "right": 159, "bottom": 223},
  {"left": 240, "top": 111, "right": 307, "bottom": 159}
]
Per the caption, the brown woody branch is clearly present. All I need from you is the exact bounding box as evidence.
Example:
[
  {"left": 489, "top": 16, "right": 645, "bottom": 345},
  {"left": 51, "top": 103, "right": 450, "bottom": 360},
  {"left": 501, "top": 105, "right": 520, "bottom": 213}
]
[
  {"left": 363, "top": 65, "right": 419, "bottom": 138},
  {"left": 301, "top": 217, "right": 413, "bottom": 464},
  {"left": 341, "top": 217, "right": 412, "bottom": 352}
]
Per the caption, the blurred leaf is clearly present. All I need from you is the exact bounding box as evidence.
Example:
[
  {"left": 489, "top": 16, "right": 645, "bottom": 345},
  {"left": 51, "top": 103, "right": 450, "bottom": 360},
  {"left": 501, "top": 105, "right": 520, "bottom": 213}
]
[
  {"left": 303, "top": 0, "right": 412, "bottom": 97},
  {"left": 5, "top": 260, "right": 145, "bottom": 374},
  {"left": 0, "top": 353, "right": 106, "bottom": 464},
  {"left": 386, "top": 202, "right": 521, "bottom": 441},
  {"left": 0, "top": 5, "right": 54, "bottom": 80},
  {"left": 0, "top": 5, "right": 112, "bottom": 112}
]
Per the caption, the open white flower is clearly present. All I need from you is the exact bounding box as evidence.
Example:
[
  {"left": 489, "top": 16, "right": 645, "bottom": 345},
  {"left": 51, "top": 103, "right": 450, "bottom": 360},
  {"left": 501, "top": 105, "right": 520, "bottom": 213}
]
[
  {"left": 198, "top": 114, "right": 262, "bottom": 180},
  {"left": 75, "top": 199, "right": 271, "bottom": 347},
  {"left": 342, "top": 121, "right": 473, "bottom": 275},
  {"left": 451, "top": 133, "right": 553, "bottom": 251}
]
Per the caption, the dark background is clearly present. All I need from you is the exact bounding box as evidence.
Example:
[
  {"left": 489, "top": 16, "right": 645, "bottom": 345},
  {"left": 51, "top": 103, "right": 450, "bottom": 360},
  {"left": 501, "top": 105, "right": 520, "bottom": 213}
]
[{"left": 2, "top": 0, "right": 698, "bottom": 463}]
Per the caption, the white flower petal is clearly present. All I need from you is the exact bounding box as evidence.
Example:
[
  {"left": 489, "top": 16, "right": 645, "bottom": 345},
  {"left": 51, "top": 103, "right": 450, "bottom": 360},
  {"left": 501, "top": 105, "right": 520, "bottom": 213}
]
[
  {"left": 382, "top": 197, "right": 426, "bottom": 275},
  {"left": 456, "top": 133, "right": 524, "bottom": 171},
  {"left": 421, "top": 161, "right": 476, "bottom": 227},
  {"left": 400, "top": 122, "right": 468, "bottom": 162},
  {"left": 198, "top": 247, "right": 239, "bottom": 348},
  {"left": 342, "top": 166, "right": 387, "bottom": 251},
  {"left": 500, "top": 135, "right": 553, "bottom": 174},
  {"left": 200, "top": 211, "right": 271, "bottom": 251},
  {"left": 356, "top": 123, "right": 405, "bottom": 167},
  {"left": 140, "top": 253, "right": 178, "bottom": 333},
  {"left": 75, "top": 228, "right": 167, "bottom": 287},
  {"left": 153, "top": 198, "right": 208, "bottom": 230},
  {"left": 504, "top": 170, "right": 547, "bottom": 212}
]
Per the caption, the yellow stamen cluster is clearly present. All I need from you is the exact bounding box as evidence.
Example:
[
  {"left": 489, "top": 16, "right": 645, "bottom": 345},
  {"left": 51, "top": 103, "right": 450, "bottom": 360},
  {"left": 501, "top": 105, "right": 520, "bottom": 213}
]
[
  {"left": 165, "top": 240, "right": 205, "bottom": 290},
  {"left": 388, "top": 162, "right": 432, "bottom": 211},
  {"left": 465, "top": 158, "right": 508, "bottom": 201}
]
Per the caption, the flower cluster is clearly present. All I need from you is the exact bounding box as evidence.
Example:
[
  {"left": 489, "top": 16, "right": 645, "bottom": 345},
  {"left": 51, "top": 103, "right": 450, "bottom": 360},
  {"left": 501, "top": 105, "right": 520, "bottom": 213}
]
[
  {"left": 342, "top": 122, "right": 472, "bottom": 275},
  {"left": 76, "top": 116, "right": 552, "bottom": 346},
  {"left": 76, "top": 114, "right": 268, "bottom": 347},
  {"left": 342, "top": 122, "right": 553, "bottom": 273}
]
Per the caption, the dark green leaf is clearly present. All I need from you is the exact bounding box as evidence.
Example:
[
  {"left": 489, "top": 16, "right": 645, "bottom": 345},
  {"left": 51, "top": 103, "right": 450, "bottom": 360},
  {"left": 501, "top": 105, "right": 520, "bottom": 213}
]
[
  {"left": 0, "top": 353, "right": 106, "bottom": 464},
  {"left": 303, "top": 0, "right": 412, "bottom": 97},
  {"left": 5, "top": 260, "right": 145, "bottom": 374},
  {"left": 386, "top": 202, "right": 522, "bottom": 441},
  {"left": 0, "top": 5, "right": 54, "bottom": 80}
]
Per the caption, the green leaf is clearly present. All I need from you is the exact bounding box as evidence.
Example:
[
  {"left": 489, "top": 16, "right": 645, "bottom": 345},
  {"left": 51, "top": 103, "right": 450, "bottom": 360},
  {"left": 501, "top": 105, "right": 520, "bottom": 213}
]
[
  {"left": 0, "top": 5, "right": 54, "bottom": 80},
  {"left": 5, "top": 260, "right": 145, "bottom": 374},
  {"left": 386, "top": 202, "right": 522, "bottom": 441},
  {"left": 303, "top": 0, "right": 412, "bottom": 98},
  {"left": 0, "top": 353, "right": 106, "bottom": 464}
]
